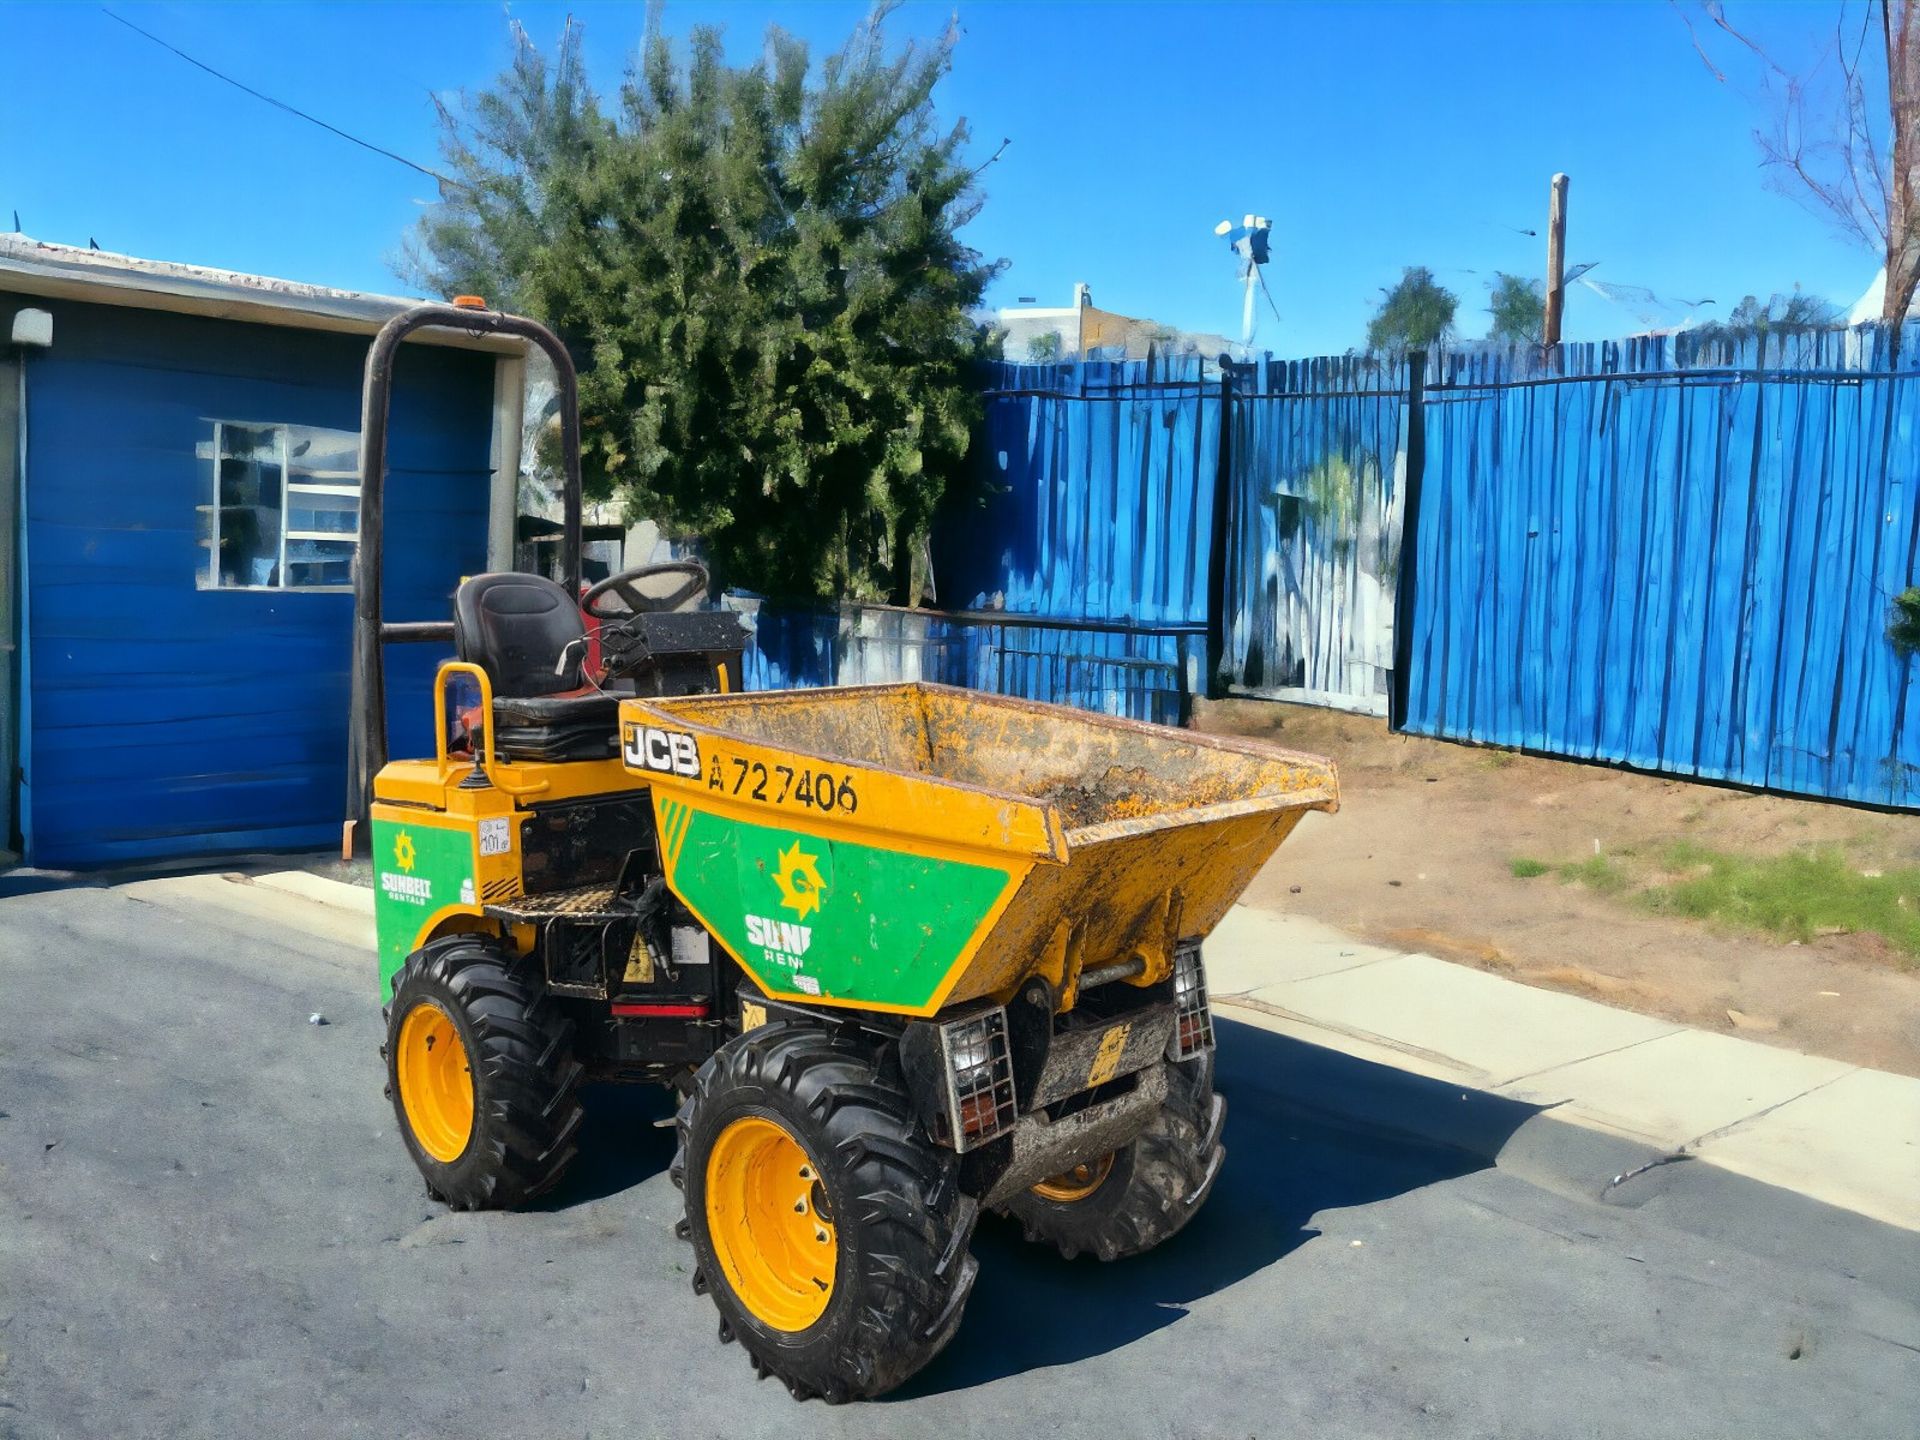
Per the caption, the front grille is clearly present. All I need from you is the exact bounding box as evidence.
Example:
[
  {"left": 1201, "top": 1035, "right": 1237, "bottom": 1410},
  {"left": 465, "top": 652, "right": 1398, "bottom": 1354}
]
[
  {"left": 1169, "top": 940, "right": 1214, "bottom": 1060},
  {"left": 938, "top": 1006, "right": 1017, "bottom": 1152}
]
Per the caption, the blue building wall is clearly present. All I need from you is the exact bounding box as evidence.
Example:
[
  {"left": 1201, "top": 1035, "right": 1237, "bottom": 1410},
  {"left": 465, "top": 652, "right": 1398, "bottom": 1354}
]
[{"left": 19, "top": 299, "right": 495, "bottom": 865}]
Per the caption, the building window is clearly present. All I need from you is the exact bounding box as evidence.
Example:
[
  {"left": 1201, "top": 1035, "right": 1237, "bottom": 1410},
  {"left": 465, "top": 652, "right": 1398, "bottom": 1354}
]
[{"left": 198, "top": 422, "right": 360, "bottom": 589}]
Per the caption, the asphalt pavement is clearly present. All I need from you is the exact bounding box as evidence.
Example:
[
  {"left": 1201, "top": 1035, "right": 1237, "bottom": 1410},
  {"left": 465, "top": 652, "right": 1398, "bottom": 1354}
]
[{"left": 2, "top": 874, "right": 1917, "bottom": 1439}]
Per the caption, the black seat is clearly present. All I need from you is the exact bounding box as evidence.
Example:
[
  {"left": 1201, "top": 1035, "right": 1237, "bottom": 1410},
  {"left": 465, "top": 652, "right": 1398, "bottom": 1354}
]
[
  {"left": 453, "top": 573, "right": 619, "bottom": 762},
  {"left": 454, "top": 572, "right": 587, "bottom": 696}
]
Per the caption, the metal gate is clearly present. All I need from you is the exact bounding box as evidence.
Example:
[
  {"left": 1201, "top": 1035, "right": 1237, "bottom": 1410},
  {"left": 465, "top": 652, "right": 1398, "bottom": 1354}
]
[{"left": 1218, "top": 354, "right": 1408, "bottom": 716}]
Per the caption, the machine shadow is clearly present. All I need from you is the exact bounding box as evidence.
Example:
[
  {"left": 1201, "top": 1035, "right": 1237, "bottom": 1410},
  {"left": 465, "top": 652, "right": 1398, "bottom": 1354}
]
[
  {"left": 528, "top": 1016, "right": 1551, "bottom": 1392},
  {"left": 535, "top": 1082, "right": 681, "bottom": 1210},
  {"left": 897, "top": 1017, "right": 1545, "bottom": 1398}
]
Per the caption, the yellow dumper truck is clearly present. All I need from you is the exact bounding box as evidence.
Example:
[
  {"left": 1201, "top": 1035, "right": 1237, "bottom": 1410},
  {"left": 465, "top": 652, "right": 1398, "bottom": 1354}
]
[{"left": 357, "top": 305, "right": 1339, "bottom": 1401}]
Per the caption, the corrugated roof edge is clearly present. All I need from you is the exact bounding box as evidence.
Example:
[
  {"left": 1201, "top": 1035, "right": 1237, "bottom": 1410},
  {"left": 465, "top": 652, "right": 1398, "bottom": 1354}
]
[{"left": 0, "top": 234, "right": 523, "bottom": 353}]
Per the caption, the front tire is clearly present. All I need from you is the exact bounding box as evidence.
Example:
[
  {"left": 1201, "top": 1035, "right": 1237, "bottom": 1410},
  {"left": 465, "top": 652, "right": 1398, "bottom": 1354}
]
[
  {"left": 672, "top": 1022, "right": 979, "bottom": 1402},
  {"left": 1000, "top": 1052, "right": 1226, "bottom": 1261},
  {"left": 383, "top": 933, "right": 585, "bottom": 1210}
]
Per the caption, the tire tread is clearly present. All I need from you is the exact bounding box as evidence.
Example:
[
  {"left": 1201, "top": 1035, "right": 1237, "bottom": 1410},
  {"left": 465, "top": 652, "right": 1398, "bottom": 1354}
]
[
  {"left": 673, "top": 1021, "right": 977, "bottom": 1402},
  {"left": 384, "top": 933, "right": 583, "bottom": 1210},
  {"left": 999, "top": 1053, "right": 1225, "bottom": 1262}
]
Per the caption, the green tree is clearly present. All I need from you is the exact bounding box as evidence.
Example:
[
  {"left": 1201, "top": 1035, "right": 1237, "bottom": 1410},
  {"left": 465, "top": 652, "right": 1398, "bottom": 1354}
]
[
  {"left": 402, "top": 18, "right": 604, "bottom": 313},
  {"left": 1487, "top": 272, "right": 1544, "bottom": 345},
  {"left": 1695, "top": 288, "right": 1844, "bottom": 340},
  {"left": 1366, "top": 267, "right": 1458, "bottom": 353},
  {"left": 1023, "top": 331, "right": 1062, "bottom": 362},
  {"left": 407, "top": 7, "right": 1000, "bottom": 604}
]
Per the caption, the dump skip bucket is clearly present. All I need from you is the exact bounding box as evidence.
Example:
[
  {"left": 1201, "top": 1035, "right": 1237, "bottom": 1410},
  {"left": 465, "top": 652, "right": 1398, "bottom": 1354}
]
[{"left": 619, "top": 683, "right": 1337, "bottom": 1016}]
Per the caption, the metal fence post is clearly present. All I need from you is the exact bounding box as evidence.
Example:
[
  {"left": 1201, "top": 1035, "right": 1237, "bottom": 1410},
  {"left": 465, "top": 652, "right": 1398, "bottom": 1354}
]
[
  {"left": 1204, "top": 359, "right": 1235, "bottom": 701},
  {"left": 1389, "top": 349, "right": 1427, "bottom": 731}
]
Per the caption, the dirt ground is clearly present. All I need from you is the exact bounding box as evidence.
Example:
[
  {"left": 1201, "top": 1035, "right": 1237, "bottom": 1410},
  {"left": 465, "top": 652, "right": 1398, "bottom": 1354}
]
[{"left": 1196, "top": 699, "right": 1920, "bottom": 1079}]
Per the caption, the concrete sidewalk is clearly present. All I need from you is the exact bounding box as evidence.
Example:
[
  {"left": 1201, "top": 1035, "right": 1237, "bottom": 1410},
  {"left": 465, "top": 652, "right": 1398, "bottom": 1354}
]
[
  {"left": 233, "top": 867, "right": 1920, "bottom": 1232},
  {"left": 1206, "top": 905, "right": 1920, "bottom": 1233}
]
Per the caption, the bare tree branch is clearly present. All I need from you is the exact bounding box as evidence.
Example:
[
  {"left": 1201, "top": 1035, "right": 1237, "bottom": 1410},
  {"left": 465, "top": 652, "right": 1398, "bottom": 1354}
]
[
  {"left": 1690, "top": 3, "right": 1893, "bottom": 249},
  {"left": 1673, "top": 0, "right": 1729, "bottom": 80},
  {"left": 1682, "top": 2, "right": 1920, "bottom": 337},
  {"left": 1704, "top": 0, "right": 1793, "bottom": 78},
  {"left": 1884, "top": 0, "right": 1920, "bottom": 331}
]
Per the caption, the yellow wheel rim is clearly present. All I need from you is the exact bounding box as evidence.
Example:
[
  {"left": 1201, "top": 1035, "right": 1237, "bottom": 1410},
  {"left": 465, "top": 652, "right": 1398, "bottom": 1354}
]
[
  {"left": 1031, "top": 1152, "right": 1115, "bottom": 1203},
  {"left": 705, "top": 1116, "right": 837, "bottom": 1333},
  {"left": 396, "top": 1000, "right": 475, "bottom": 1163}
]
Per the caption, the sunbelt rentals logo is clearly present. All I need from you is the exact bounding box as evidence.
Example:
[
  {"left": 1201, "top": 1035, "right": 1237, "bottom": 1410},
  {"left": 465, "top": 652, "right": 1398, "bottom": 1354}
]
[
  {"left": 381, "top": 828, "right": 434, "bottom": 906},
  {"left": 745, "top": 840, "right": 828, "bottom": 991}
]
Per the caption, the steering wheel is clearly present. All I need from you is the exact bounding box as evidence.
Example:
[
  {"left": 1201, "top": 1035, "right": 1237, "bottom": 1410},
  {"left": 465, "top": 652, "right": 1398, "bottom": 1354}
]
[{"left": 580, "top": 560, "right": 710, "bottom": 620}]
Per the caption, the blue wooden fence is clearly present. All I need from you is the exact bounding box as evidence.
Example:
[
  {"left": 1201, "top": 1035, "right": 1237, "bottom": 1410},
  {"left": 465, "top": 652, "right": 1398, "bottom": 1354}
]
[
  {"left": 734, "top": 357, "right": 1216, "bottom": 725},
  {"left": 935, "top": 357, "right": 1218, "bottom": 627},
  {"left": 730, "top": 330, "right": 1920, "bottom": 810},
  {"left": 729, "top": 597, "right": 1202, "bottom": 727},
  {"left": 1401, "top": 329, "right": 1920, "bottom": 809}
]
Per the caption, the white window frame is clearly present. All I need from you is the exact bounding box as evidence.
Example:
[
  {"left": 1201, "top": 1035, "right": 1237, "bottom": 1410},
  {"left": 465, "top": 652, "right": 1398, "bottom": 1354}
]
[{"left": 200, "top": 420, "right": 361, "bottom": 592}]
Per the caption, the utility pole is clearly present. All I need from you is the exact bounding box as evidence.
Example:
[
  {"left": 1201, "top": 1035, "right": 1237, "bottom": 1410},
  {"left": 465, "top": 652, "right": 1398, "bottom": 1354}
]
[{"left": 1543, "top": 172, "right": 1569, "bottom": 346}]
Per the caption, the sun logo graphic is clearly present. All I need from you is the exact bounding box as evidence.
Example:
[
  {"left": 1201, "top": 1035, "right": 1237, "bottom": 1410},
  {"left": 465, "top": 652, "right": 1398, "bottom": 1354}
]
[
  {"left": 379, "top": 827, "right": 434, "bottom": 905},
  {"left": 772, "top": 841, "right": 826, "bottom": 919}
]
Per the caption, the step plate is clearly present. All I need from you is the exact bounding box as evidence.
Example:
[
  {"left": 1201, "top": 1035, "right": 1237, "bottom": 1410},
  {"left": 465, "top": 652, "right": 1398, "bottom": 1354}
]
[{"left": 484, "top": 883, "right": 628, "bottom": 924}]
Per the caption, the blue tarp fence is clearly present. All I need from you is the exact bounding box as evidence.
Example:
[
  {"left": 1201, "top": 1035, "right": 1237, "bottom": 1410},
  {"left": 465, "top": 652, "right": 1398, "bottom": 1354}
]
[
  {"left": 1401, "top": 328, "right": 1920, "bottom": 809},
  {"left": 735, "top": 329, "right": 1920, "bottom": 809},
  {"left": 734, "top": 356, "right": 1215, "bottom": 727}
]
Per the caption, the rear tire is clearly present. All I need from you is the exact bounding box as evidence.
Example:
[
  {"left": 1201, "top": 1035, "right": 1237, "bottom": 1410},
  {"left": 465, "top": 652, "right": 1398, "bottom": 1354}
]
[
  {"left": 383, "top": 933, "right": 585, "bottom": 1210},
  {"left": 672, "top": 1021, "right": 979, "bottom": 1402},
  {"left": 1000, "top": 1051, "right": 1225, "bottom": 1261}
]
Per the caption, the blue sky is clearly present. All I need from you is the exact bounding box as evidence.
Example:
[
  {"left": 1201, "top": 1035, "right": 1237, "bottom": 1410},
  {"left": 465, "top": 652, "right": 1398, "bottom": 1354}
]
[{"left": 0, "top": 1, "right": 1884, "bottom": 355}]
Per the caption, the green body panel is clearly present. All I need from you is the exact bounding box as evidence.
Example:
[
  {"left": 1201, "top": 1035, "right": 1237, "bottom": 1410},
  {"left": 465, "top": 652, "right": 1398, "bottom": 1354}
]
[
  {"left": 660, "top": 798, "right": 1011, "bottom": 1010},
  {"left": 371, "top": 816, "right": 478, "bottom": 995}
]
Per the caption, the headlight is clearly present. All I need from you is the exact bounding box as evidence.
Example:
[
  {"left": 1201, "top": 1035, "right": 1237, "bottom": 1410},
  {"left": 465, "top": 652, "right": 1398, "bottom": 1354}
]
[
  {"left": 1169, "top": 940, "right": 1214, "bottom": 1061},
  {"left": 936, "top": 1006, "right": 1017, "bottom": 1151}
]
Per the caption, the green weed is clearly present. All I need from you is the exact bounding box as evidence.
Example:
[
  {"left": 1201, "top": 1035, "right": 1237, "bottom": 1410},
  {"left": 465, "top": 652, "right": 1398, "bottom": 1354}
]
[
  {"left": 1640, "top": 843, "right": 1920, "bottom": 962},
  {"left": 1557, "top": 854, "right": 1631, "bottom": 893},
  {"left": 1509, "top": 857, "right": 1551, "bottom": 879}
]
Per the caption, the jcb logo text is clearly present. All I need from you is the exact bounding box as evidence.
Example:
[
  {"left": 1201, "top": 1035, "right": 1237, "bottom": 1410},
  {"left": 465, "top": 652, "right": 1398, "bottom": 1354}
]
[{"left": 623, "top": 724, "right": 701, "bottom": 778}]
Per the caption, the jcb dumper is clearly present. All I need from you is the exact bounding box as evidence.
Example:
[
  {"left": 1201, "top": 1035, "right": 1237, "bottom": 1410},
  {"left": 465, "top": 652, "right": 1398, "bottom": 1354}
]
[{"left": 359, "top": 304, "right": 1338, "bottom": 1404}]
